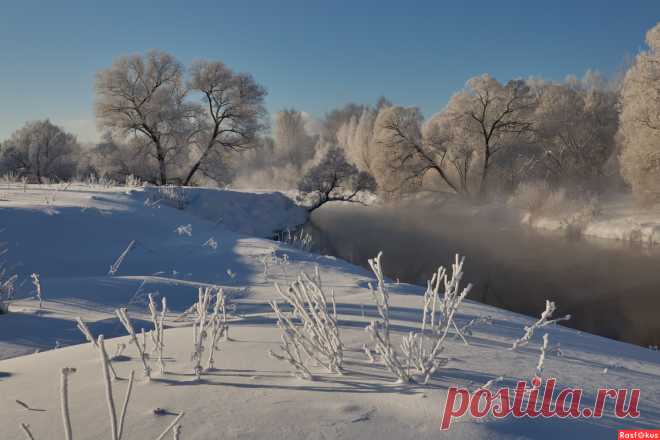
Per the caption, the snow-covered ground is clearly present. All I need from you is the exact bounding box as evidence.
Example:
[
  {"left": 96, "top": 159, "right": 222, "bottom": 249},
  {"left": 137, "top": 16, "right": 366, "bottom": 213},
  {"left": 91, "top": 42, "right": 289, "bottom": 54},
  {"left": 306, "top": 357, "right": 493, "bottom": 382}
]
[
  {"left": 0, "top": 184, "right": 658, "bottom": 439},
  {"left": 522, "top": 195, "right": 660, "bottom": 246}
]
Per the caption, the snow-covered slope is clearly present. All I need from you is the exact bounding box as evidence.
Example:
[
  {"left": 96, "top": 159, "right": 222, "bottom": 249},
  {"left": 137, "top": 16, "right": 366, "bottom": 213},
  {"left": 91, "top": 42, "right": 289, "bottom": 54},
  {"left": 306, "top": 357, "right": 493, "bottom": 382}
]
[{"left": 0, "top": 184, "right": 658, "bottom": 439}]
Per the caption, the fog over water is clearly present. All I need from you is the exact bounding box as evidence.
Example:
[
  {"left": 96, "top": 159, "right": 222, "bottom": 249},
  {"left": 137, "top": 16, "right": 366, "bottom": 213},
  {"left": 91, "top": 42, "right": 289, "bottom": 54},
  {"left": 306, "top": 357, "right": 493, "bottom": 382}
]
[{"left": 306, "top": 202, "right": 660, "bottom": 348}]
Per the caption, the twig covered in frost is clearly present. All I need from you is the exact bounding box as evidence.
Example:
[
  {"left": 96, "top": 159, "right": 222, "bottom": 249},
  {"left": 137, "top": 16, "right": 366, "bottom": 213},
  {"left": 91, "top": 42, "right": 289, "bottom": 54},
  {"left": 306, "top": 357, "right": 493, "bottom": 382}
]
[
  {"left": 535, "top": 333, "right": 549, "bottom": 378},
  {"left": 206, "top": 290, "right": 228, "bottom": 370},
  {"left": 458, "top": 315, "right": 493, "bottom": 338},
  {"left": 154, "top": 412, "right": 185, "bottom": 440},
  {"left": 269, "top": 267, "right": 343, "bottom": 379},
  {"left": 98, "top": 336, "right": 119, "bottom": 440},
  {"left": 108, "top": 241, "right": 136, "bottom": 276},
  {"left": 31, "top": 273, "right": 43, "bottom": 308},
  {"left": 117, "top": 371, "right": 134, "bottom": 439},
  {"left": 148, "top": 294, "right": 167, "bottom": 374},
  {"left": 173, "top": 425, "right": 182, "bottom": 440},
  {"left": 511, "top": 300, "right": 570, "bottom": 350},
  {"left": 116, "top": 308, "right": 151, "bottom": 379},
  {"left": 60, "top": 367, "right": 76, "bottom": 440},
  {"left": 76, "top": 317, "right": 118, "bottom": 380}
]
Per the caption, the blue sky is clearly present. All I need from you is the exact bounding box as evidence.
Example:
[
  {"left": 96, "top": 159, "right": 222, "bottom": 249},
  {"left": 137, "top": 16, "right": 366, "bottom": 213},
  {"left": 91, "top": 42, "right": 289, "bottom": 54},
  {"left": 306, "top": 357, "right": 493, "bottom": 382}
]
[{"left": 1, "top": 0, "right": 658, "bottom": 143}]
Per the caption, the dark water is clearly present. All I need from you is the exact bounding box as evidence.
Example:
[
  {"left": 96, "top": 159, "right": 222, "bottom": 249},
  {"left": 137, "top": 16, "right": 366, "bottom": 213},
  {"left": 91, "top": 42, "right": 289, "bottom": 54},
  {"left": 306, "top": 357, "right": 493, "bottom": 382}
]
[{"left": 305, "top": 203, "right": 660, "bottom": 348}]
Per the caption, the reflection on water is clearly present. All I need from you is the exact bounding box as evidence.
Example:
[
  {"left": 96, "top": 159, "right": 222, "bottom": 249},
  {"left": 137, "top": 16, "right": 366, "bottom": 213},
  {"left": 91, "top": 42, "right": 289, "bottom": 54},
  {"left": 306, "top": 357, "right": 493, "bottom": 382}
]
[{"left": 306, "top": 203, "right": 660, "bottom": 347}]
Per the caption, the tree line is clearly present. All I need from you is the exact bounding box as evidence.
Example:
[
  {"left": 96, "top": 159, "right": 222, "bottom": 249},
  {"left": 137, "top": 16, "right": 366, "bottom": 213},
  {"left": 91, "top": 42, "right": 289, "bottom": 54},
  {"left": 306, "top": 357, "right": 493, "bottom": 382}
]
[{"left": 2, "top": 22, "right": 660, "bottom": 207}]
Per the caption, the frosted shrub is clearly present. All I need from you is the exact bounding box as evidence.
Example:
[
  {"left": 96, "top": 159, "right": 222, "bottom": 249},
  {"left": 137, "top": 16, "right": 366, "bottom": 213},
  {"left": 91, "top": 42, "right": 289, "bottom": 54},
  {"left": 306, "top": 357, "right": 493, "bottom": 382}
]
[
  {"left": 51, "top": 337, "right": 183, "bottom": 440},
  {"left": 116, "top": 307, "right": 151, "bottom": 379},
  {"left": 158, "top": 185, "right": 189, "bottom": 210},
  {"left": 269, "top": 267, "right": 343, "bottom": 380},
  {"left": 30, "top": 273, "right": 43, "bottom": 308},
  {"left": 364, "top": 252, "right": 410, "bottom": 383},
  {"left": 366, "top": 252, "right": 472, "bottom": 384},
  {"left": 76, "top": 317, "right": 119, "bottom": 380},
  {"left": 403, "top": 255, "right": 472, "bottom": 383},
  {"left": 509, "top": 181, "right": 556, "bottom": 215},
  {"left": 190, "top": 287, "right": 228, "bottom": 378},
  {"left": 124, "top": 174, "right": 142, "bottom": 188},
  {"left": 277, "top": 228, "right": 313, "bottom": 251},
  {"left": 148, "top": 294, "right": 167, "bottom": 374},
  {"left": 511, "top": 300, "right": 570, "bottom": 350},
  {"left": 0, "top": 266, "right": 18, "bottom": 314}
]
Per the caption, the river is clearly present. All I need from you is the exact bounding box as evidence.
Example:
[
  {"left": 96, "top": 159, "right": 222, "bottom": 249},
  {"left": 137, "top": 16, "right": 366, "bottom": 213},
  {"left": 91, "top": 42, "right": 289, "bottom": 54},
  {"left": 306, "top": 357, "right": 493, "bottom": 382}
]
[{"left": 305, "top": 202, "right": 660, "bottom": 348}]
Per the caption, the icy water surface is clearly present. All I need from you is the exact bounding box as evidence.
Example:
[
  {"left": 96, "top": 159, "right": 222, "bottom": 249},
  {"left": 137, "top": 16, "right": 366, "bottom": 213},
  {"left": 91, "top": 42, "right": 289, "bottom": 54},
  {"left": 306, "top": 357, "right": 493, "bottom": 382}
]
[{"left": 307, "top": 203, "right": 660, "bottom": 348}]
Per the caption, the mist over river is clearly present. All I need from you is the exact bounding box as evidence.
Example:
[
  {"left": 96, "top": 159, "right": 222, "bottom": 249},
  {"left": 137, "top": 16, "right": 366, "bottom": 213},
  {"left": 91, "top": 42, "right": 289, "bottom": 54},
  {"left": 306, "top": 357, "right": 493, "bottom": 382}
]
[{"left": 305, "top": 202, "right": 660, "bottom": 348}]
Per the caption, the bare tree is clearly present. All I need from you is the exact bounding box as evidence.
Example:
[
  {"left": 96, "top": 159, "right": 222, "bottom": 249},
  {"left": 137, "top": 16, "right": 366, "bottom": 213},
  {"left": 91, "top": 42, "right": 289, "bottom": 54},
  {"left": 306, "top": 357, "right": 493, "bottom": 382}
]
[
  {"left": 95, "top": 50, "right": 190, "bottom": 185},
  {"left": 375, "top": 76, "right": 536, "bottom": 199},
  {"left": 298, "top": 146, "right": 376, "bottom": 211},
  {"left": 0, "top": 119, "right": 80, "bottom": 183},
  {"left": 183, "top": 61, "right": 267, "bottom": 185}
]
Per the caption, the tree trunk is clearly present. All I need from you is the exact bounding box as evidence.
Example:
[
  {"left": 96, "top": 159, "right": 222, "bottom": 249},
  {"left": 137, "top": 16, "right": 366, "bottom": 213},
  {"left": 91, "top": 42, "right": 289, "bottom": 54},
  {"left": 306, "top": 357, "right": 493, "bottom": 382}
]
[{"left": 154, "top": 140, "right": 168, "bottom": 185}]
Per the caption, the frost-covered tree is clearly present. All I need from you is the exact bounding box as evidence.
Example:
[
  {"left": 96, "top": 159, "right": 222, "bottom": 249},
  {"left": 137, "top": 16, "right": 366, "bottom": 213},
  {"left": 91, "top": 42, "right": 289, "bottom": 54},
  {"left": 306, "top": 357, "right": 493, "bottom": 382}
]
[
  {"left": 95, "top": 51, "right": 267, "bottom": 186},
  {"left": 183, "top": 60, "right": 267, "bottom": 185},
  {"left": 373, "top": 106, "right": 452, "bottom": 196},
  {"left": 619, "top": 22, "right": 660, "bottom": 201},
  {"left": 298, "top": 146, "right": 376, "bottom": 211},
  {"left": 95, "top": 50, "right": 188, "bottom": 185},
  {"left": 0, "top": 120, "right": 80, "bottom": 183},
  {"left": 533, "top": 72, "right": 618, "bottom": 192},
  {"left": 375, "top": 76, "right": 536, "bottom": 199},
  {"left": 273, "top": 109, "right": 317, "bottom": 170},
  {"left": 336, "top": 108, "right": 379, "bottom": 174}
]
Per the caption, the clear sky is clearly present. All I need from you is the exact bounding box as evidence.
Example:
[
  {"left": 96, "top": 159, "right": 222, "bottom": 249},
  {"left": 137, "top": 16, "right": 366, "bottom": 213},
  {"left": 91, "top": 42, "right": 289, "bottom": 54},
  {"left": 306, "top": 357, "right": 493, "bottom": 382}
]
[{"left": 1, "top": 0, "right": 658, "bottom": 143}]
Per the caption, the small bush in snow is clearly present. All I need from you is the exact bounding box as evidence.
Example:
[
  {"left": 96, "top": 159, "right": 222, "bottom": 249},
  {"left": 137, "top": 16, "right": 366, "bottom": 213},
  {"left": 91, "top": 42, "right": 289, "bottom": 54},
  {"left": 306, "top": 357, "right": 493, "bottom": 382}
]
[
  {"left": 158, "top": 185, "right": 189, "bottom": 210},
  {"left": 75, "top": 317, "right": 119, "bottom": 380},
  {"left": 30, "top": 273, "right": 43, "bottom": 308},
  {"left": 190, "top": 287, "right": 228, "bottom": 378},
  {"left": 148, "top": 294, "right": 167, "bottom": 374},
  {"left": 364, "top": 252, "right": 411, "bottom": 383},
  {"left": 116, "top": 307, "right": 151, "bottom": 379},
  {"left": 366, "top": 252, "right": 472, "bottom": 384},
  {"left": 269, "top": 267, "right": 343, "bottom": 380}
]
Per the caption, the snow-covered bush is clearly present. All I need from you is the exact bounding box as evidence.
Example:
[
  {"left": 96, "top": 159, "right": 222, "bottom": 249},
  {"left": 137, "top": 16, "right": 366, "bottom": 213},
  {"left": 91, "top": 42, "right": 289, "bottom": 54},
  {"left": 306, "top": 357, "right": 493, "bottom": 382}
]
[
  {"left": 366, "top": 252, "right": 472, "bottom": 384},
  {"left": 364, "top": 252, "right": 410, "bottom": 383},
  {"left": 276, "top": 228, "right": 313, "bottom": 251},
  {"left": 0, "top": 261, "right": 17, "bottom": 314},
  {"left": 116, "top": 307, "right": 151, "bottom": 379},
  {"left": 75, "top": 317, "right": 119, "bottom": 380},
  {"left": 158, "top": 185, "right": 189, "bottom": 210},
  {"left": 30, "top": 273, "right": 43, "bottom": 308},
  {"left": 148, "top": 294, "right": 167, "bottom": 374},
  {"left": 269, "top": 267, "right": 343, "bottom": 380},
  {"left": 509, "top": 181, "right": 565, "bottom": 215},
  {"left": 46, "top": 334, "right": 184, "bottom": 440},
  {"left": 190, "top": 287, "right": 228, "bottom": 378}
]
